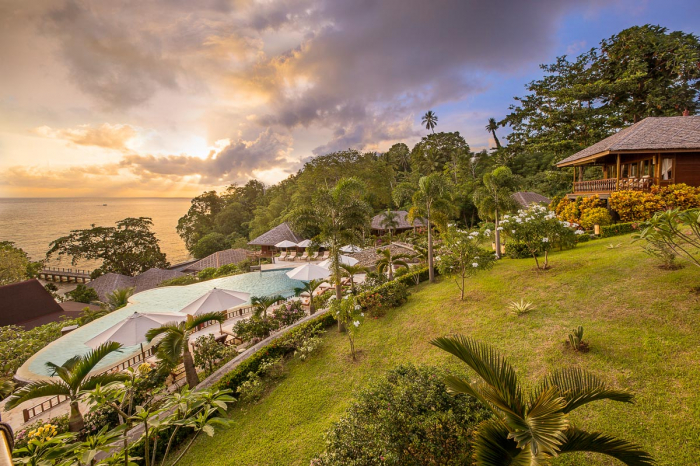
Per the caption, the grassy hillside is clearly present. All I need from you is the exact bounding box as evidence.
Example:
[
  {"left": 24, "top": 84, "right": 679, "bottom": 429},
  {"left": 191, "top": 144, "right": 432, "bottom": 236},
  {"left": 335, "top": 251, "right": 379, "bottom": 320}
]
[{"left": 179, "top": 235, "right": 700, "bottom": 466}]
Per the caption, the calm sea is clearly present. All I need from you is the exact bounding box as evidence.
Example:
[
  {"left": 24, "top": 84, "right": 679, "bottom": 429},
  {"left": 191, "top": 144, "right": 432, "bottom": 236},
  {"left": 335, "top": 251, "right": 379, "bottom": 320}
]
[{"left": 0, "top": 198, "right": 193, "bottom": 268}]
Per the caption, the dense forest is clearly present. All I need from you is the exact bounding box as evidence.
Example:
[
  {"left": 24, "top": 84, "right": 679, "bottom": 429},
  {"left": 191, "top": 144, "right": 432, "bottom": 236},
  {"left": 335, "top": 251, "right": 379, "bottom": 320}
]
[{"left": 177, "top": 25, "right": 700, "bottom": 259}]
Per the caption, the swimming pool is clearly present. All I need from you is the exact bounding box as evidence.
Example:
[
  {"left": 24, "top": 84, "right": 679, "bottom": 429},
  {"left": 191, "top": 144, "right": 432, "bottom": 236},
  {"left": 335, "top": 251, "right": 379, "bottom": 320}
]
[{"left": 19, "top": 269, "right": 303, "bottom": 380}]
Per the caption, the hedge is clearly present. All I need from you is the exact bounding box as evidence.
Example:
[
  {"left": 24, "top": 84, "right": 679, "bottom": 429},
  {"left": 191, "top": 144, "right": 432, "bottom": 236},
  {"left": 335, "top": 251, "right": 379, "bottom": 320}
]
[
  {"left": 215, "top": 312, "right": 336, "bottom": 392},
  {"left": 395, "top": 267, "right": 431, "bottom": 286},
  {"left": 355, "top": 281, "right": 410, "bottom": 317},
  {"left": 600, "top": 222, "right": 640, "bottom": 238}
]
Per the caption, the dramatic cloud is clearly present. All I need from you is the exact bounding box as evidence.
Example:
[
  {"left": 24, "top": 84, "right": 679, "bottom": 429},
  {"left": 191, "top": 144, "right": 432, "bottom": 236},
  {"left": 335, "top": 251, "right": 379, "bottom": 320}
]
[{"left": 33, "top": 123, "right": 138, "bottom": 151}]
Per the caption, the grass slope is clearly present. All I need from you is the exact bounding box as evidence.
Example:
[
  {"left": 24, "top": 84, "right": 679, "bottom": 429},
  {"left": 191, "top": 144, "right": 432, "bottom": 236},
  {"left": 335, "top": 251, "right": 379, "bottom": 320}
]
[{"left": 180, "top": 235, "right": 700, "bottom": 466}]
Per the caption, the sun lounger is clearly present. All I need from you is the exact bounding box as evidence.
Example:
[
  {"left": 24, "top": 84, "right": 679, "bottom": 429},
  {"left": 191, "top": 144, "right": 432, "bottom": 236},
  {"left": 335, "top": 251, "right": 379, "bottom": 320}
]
[
  {"left": 286, "top": 251, "right": 297, "bottom": 261},
  {"left": 310, "top": 251, "right": 319, "bottom": 260},
  {"left": 277, "top": 251, "right": 287, "bottom": 261},
  {"left": 320, "top": 251, "right": 330, "bottom": 260},
  {"left": 298, "top": 251, "right": 309, "bottom": 261}
]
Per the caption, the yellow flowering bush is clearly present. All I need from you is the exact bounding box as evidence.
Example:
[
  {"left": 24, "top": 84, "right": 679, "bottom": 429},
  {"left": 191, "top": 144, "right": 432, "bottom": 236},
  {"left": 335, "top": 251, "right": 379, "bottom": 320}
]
[
  {"left": 609, "top": 190, "right": 663, "bottom": 222},
  {"left": 651, "top": 183, "right": 700, "bottom": 210},
  {"left": 28, "top": 423, "right": 58, "bottom": 441},
  {"left": 138, "top": 363, "right": 152, "bottom": 375}
]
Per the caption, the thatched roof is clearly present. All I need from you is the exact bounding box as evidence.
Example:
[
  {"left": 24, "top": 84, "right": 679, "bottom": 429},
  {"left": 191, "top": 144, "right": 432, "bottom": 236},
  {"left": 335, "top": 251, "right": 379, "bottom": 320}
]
[
  {"left": 557, "top": 116, "right": 700, "bottom": 167},
  {"left": 351, "top": 243, "right": 418, "bottom": 268},
  {"left": 88, "top": 268, "right": 185, "bottom": 301},
  {"left": 0, "top": 279, "right": 74, "bottom": 329},
  {"left": 184, "top": 248, "right": 251, "bottom": 272},
  {"left": 512, "top": 192, "right": 551, "bottom": 208},
  {"left": 370, "top": 211, "right": 426, "bottom": 231},
  {"left": 248, "top": 222, "right": 303, "bottom": 247}
]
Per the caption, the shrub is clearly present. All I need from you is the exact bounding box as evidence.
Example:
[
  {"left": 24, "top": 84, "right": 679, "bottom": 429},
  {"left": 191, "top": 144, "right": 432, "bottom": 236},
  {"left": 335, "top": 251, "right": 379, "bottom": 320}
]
[
  {"left": 232, "top": 315, "right": 277, "bottom": 341},
  {"left": 270, "top": 300, "right": 306, "bottom": 328},
  {"left": 193, "top": 334, "right": 235, "bottom": 376},
  {"left": 355, "top": 281, "right": 409, "bottom": 318},
  {"left": 313, "top": 364, "right": 491, "bottom": 466},
  {"left": 579, "top": 207, "right": 612, "bottom": 230},
  {"left": 66, "top": 284, "right": 99, "bottom": 303},
  {"left": 651, "top": 183, "right": 700, "bottom": 210},
  {"left": 395, "top": 267, "right": 430, "bottom": 286},
  {"left": 554, "top": 195, "right": 605, "bottom": 225},
  {"left": 609, "top": 190, "right": 663, "bottom": 221},
  {"left": 600, "top": 222, "right": 639, "bottom": 237},
  {"left": 575, "top": 233, "right": 591, "bottom": 243},
  {"left": 158, "top": 275, "right": 199, "bottom": 287},
  {"left": 13, "top": 415, "right": 70, "bottom": 449},
  {"left": 567, "top": 326, "right": 589, "bottom": 352},
  {"left": 508, "top": 299, "right": 535, "bottom": 316},
  {"left": 504, "top": 242, "right": 533, "bottom": 259}
]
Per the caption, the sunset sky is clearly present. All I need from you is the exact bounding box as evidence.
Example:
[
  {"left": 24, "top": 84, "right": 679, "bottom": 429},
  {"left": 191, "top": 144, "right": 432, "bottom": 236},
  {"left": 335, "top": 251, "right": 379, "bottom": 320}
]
[{"left": 1, "top": 0, "right": 698, "bottom": 198}]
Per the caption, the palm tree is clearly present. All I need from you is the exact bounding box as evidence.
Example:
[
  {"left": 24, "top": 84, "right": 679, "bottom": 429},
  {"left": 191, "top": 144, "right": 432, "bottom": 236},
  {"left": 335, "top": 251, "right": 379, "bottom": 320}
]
[
  {"left": 146, "top": 312, "right": 225, "bottom": 389},
  {"left": 431, "top": 335, "right": 654, "bottom": 466},
  {"left": 5, "top": 342, "right": 128, "bottom": 432},
  {"left": 105, "top": 287, "right": 134, "bottom": 311},
  {"left": 409, "top": 173, "right": 453, "bottom": 283},
  {"left": 294, "top": 280, "right": 324, "bottom": 314},
  {"left": 287, "top": 177, "right": 372, "bottom": 331},
  {"left": 422, "top": 111, "right": 438, "bottom": 133},
  {"left": 375, "top": 248, "right": 412, "bottom": 281},
  {"left": 485, "top": 117, "right": 502, "bottom": 149},
  {"left": 77, "top": 306, "right": 110, "bottom": 325},
  {"left": 251, "top": 295, "right": 284, "bottom": 318},
  {"left": 474, "top": 166, "right": 519, "bottom": 259},
  {"left": 379, "top": 210, "right": 400, "bottom": 244},
  {"left": 338, "top": 263, "right": 369, "bottom": 294}
]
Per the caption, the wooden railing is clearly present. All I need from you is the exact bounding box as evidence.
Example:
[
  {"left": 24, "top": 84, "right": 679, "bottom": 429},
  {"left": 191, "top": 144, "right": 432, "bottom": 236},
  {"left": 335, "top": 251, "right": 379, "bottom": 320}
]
[
  {"left": 21, "top": 395, "right": 70, "bottom": 423},
  {"left": 573, "top": 177, "right": 655, "bottom": 194}
]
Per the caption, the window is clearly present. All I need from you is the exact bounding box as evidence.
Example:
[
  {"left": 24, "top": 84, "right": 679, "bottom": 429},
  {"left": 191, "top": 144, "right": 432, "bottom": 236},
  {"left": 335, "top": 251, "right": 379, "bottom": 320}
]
[
  {"left": 641, "top": 159, "right": 650, "bottom": 177},
  {"left": 607, "top": 164, "right": 617, "bottom": 178},
  {"left": 621, "top": 164, "right": 629, "bottom": 178},
  {"left": 661, "top": 158, "right": 673, "bottom": 181},
  {"left": 629, "top": 162, "right": 638, "bottom": 178}
]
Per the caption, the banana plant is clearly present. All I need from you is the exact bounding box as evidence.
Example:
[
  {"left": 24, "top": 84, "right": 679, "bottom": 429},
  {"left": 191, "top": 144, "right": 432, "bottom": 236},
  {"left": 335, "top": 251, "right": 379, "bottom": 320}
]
[{"left": 431, "top": 335, "right": 654, "bottom": 465}]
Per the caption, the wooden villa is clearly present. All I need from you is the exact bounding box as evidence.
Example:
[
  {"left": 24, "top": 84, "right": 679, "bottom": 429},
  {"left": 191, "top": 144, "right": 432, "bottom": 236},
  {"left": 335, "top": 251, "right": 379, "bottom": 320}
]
[
  {"left": 557, "top": 115, "right": 700, "bottom": 199},
  {"left": 370, "top": 210, "right": 426, "bottom": 236},
  {"left": 247, "top": 222, "right": 303, "bottom": 256}
]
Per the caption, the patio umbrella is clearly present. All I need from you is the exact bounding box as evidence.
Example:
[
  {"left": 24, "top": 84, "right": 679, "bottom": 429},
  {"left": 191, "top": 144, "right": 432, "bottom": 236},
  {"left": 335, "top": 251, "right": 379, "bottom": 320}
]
[
  {"left": 275, "top": 240, "right": 298, "bottom": 248},
  {"left": 179, "top": 287, "right": 251, "bottom": 316},
  {"left": 340, "top": 245, "right": 362, "bottom": 253},
  {"left": 85, "top": 311, "right": 187, "bottom": 358},
  {"left": 318, "top": 255, "right": 359, "bottom": 268},
  {"left": 286, "top": 263, "right": 331, "bottom": 281},
  {"left": 296, "top": 239, "right": 312, "bottom": 248}
]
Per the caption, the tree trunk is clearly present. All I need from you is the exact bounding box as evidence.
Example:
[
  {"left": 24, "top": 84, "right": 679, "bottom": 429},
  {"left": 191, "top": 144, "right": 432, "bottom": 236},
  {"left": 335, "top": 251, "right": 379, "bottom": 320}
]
[
  {"left": 460, "top": 275, "right": 465, "bottom": 300},
  {"left": 494, "top": 209, "right": 501, "bottom": 259},
  {"left": 427, "top": 214, "right": 435, "bottom": 283},
  {"left": 183, "top": 343, "right": 199, "bottom": 389},
  {"left": 334, "top": 250, "right": 345, "bottom": 332},
  {"left": 68, "top": 399, "right": 84, "bottom": 432}
]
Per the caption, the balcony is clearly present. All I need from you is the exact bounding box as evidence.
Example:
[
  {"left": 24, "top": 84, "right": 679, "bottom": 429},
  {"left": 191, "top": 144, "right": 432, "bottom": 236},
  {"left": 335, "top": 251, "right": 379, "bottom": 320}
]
[{"left": 573, "top": 177, "right": 655, "bottom": 194}]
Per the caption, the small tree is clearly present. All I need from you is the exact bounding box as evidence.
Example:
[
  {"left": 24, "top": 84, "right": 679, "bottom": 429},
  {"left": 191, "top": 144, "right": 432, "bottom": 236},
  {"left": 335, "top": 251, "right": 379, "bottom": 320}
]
[
  {"left": 66, "top": 284, "right": 99, "bottom": 304},
  {"left": 436, "top": 226, "right": 496, "bottom": 300},
  {"left": 331, "top": 295, "right": 364, "bottom": 361},
  {"left": 473, "top": 166, "right": 519, "bottom": 259},
  {"left": 375, "top": 248, "right": 412, "bottom": 281},
  {"left": 379, "top": 209, "right": 400, "bottom": 243},
  {"left": 338, "top": 264, "right": 368, "bottom": 294},
  {"left": 105, "top": 287, "right": 134, "bottom": 310},
  {"left": 193, "top": 334, "right": 231, "bottom": 376},
  {"left": 634, "top": 208, "right": 700, "bottom": 268},
  {"left": 294, "top": 279, "right": 324, "bottom": 314},
  {"left": 250, "top": 295, "right": 284, "bottom": 318}
]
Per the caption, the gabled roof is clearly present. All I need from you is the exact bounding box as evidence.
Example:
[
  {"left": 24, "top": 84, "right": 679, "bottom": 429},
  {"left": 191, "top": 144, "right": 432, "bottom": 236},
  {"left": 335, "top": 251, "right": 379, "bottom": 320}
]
[
  {"left": 371, "top": 210, "right": 426, "bottom": 231},
  {"left": 512, "top": 192, "right": 551, "bottom": 208},
  {"left": 0, "top": 279, "right": 68, "bottom": 329},
  {"left": 88, "top": 268, "right": 186, "bottom": 301},
  {"left": 248, "top": 222, "right": 303, "bottom": 246},
  {"left": 184, "top": 248, "right": 251, "bottom": 272},
  {"left": 557, "top": 116, "right": 700, "bottom": 167}
]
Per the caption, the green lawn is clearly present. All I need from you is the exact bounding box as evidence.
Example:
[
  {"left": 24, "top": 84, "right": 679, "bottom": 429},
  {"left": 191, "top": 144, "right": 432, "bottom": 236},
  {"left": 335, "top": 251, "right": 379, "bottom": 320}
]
[{"left": 179, "top": 235, "right": 700, "bottom": 466}]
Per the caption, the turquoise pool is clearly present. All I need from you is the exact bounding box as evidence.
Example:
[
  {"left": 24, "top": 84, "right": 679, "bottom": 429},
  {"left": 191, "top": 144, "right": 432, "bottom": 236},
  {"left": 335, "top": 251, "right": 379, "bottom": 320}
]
[{"left": 22, "top": 269, "right": 303, "bottom": 379}]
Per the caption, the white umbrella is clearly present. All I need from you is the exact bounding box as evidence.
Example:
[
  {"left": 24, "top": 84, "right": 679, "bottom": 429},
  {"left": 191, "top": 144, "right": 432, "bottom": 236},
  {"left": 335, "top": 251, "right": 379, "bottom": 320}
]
[
  {"left": 319, "top": 255, "right": 359, "bottom": 268},
  {"left": 286, "top": 263, "right": 331, "bottom": 281},
  {"left": 179, "top": 287, "right": 251, "bottom": 316},
  {"left": 275, "top": 240, "right": 298, "bottom": 248},
  {"left": 297, "top": 239, "right": 312, "bottom": 248},
  {"left": 86, "top": 312, "right": 187, "bottom": 357},
  {"left": 340, "top": 245, "right": 362, "bottom": 253}
]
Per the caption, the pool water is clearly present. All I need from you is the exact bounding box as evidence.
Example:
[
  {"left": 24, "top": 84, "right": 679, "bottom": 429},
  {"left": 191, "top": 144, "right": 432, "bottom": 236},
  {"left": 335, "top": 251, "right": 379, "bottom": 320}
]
[{"left": 25, "top": 269, "right": 303, "bottom": 378}]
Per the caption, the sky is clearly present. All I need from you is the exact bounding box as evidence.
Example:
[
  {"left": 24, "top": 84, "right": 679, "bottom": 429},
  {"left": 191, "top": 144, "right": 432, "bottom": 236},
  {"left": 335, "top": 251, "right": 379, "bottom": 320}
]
[{"left": 1, "top": 0, "right": 698, "bottom": 198}]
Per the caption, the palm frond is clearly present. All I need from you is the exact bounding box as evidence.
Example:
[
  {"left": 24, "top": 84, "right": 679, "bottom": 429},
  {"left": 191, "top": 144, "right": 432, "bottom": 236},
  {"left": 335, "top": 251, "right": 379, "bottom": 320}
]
[
  {"left": 558, "top": 427, "right": 655, "bottom": 465},
  {"left": 186, "top": 312, "right": 225, "bottom": 330},
  {"left": 509, "top": 386, "right": 567, "bottom": 457},
  {"left": 536, "top": 368, "right": 633, "bottom": 413},
  {"left": 146, "top": 322, "right": 184, "bottom": 342},
  {"left": 70, "top": 342, "right": 123, "bottom": 390},
  {"left": 156, "top": 330, "right": 185, "bottom": 364},
  {"left": 5, "top": 381, "right": 71, "bottom": 409},
  {"left": 472, "top": 418, "right": 528, "bottom": 466},
  {"left": 81, "top": 372, "right": 131, "bottom": 391}
]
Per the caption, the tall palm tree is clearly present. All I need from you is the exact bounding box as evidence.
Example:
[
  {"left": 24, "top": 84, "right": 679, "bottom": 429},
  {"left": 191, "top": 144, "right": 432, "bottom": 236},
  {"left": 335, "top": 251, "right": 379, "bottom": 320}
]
[
  {"left": 485, "top": 117, "right": 502, "bottom": 149},
  {"left": 375, "top": 248, "right": 412, "bottom": 281},
  {"left": 474, "top": 166, "right": 519, "bottom": 259},
  {"left": 105, "top": 287, "right": 134, "bottom": 311},
  {"left": 251, "top": 295, "right": 285, "bottom": 318},
  {"left": 5, "top": 342, "right": 128, "bottom": 432},
  {"left": 379, "top": 210, "right": 400, "bottom": 244},
  {"left": 287, "top": 177, "right": 372, "bottom": 331},
  {"left": 431, "top": 335, "right": 654, "bottom": 465},
  {"left": 338, "top": 263, "right": 369, "bottom": 294},
  {"left": 146, "top": 312, "right": 225, "bottom": 389},
  {"left": 422, "top": 111, "right": 438, "bottom": 133},
  {"left": 409, "top": 174, "right": 453, "bottom": 283},
  {"left": 294, "top": 280, "right": 324, "bottom": 314}
]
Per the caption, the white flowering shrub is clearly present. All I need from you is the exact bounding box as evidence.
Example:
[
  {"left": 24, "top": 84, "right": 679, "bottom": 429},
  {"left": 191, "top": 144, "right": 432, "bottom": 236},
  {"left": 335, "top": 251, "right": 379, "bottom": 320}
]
[
  {"left": 436, "top": 226, "right": 496, "bottom": 300},
  {"left": 331, "top": 295, "right": 364, "bottom": 360}
]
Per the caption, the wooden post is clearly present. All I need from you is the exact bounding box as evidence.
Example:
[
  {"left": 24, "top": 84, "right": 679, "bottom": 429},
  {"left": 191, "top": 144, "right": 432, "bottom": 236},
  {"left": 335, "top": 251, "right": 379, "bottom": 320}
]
[{"left": 616, "top": 154, "right": 621, "bottom": 190}]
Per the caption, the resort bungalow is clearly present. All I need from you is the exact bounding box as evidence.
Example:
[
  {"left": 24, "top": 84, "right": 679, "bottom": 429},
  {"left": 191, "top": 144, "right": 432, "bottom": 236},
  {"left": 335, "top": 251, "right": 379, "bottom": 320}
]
[
  {"left": 88, "top": 268, "right": 186, "bottom": 301},
  {"left": 512, "top": 191, "right": 551, "bottom": 208},
  {"left": 247, "top": 222, "right": 303, "bottom": 256},
  {"left": 0, "top": 279, "right": 84, "bottom": 329},
  {"left": 557, "top": 115, "right": 700, "bottom": 199},
  {"left": 370, "top": 210, "right": 427, "bottom": 236},
  {"left": 181, "top": 248, "right": 251, "bottom": 273}
]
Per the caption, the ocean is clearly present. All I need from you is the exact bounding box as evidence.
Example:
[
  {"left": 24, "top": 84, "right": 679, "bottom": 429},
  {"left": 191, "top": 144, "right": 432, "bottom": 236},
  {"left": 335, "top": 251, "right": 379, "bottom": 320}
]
[{"left": 0, "top": 198, "right": 193, "bottom": 268}]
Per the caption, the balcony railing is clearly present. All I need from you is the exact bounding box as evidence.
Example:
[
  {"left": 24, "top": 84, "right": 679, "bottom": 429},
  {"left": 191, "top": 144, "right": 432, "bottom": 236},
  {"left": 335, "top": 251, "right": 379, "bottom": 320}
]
[{"left": 573, "top": 177, "right": 655, "bottom": 194}]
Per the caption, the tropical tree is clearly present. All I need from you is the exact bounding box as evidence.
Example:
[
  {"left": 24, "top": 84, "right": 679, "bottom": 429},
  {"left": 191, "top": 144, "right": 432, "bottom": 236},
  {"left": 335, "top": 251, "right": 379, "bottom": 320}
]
[
  {"left": 375, "top": 248, "right": 412, "bottom": 281},
  {"left": 76, "top": 306, "right": 111, "bottom": 326},
  {"left": 431, "top": 335, "right": 654, "bottom": 465},
  {"left": 421, "top": 111, "right": 438, "bottom": 133},
  {"left": 294, "top": 280, "right": 324, "bottom": 314},
  {"left": 379, "top": 209, "right": 400, "bottom": 243},
  {"left": 287, "top": 177, "right": 372, "bottom": 330},
  {"left": 338, "top": 264, "right": 368, "bottom": 295},
  {"left": 250, "top": 295, "right": 285, "bottom": 318},
  {"left": 473, "top": 166, "right": 519, "bottom": 258},
  {"left": 0, "top": 241, "right": 42, "bottom": 285},
  {"left": 0, "top": 378, "right": 14, "bottom": 400},
  {"left": 485, "top": 117, "right": 502, "bottom": 149},
  {"left": 146, "top": 312, "right": 225, "bottom": 389},
  {"left": 409, "top": 174, "right": 453, "bottom": 283},
  {"left": 437, "top": 226, "right": 496, "bottom": 300},
  {"left": 105, "top": 287, "right": 134, "bottom": 311},
  {"left": 5, "top": 342, "right": 128, "bottom": 432}
]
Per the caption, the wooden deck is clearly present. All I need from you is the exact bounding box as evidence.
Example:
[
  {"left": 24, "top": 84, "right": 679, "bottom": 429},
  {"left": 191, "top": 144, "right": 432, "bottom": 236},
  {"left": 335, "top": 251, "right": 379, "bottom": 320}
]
[{"left": 38, "top": 267, "right": 92, "bottom": 283}]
